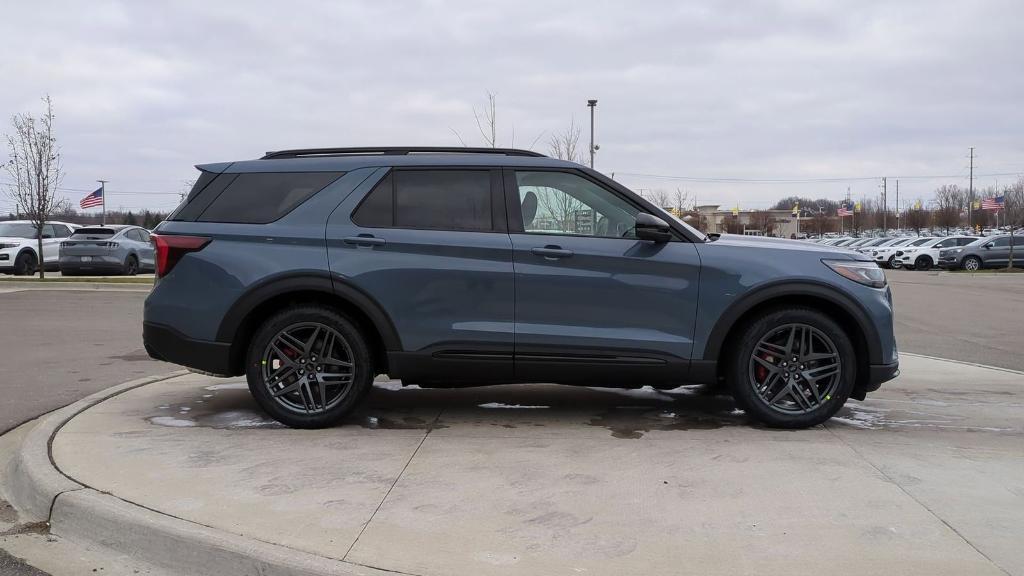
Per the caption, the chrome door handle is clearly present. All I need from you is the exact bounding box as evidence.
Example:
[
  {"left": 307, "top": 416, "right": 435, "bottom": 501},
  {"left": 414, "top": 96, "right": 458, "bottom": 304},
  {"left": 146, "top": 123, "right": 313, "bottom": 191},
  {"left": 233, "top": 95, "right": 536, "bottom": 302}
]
[
  {"left": 343, "top": 236, "right": 386, "bottom": 247},
  {"left": 531, "top": 246, "right": 573, "bottom": 259}
]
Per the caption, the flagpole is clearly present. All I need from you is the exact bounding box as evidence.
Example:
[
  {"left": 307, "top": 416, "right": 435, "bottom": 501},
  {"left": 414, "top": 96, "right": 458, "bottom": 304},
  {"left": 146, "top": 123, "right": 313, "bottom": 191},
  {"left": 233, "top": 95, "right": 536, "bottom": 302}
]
[{"left": 97, "top": 180, "right": 107, "bottom": 225}]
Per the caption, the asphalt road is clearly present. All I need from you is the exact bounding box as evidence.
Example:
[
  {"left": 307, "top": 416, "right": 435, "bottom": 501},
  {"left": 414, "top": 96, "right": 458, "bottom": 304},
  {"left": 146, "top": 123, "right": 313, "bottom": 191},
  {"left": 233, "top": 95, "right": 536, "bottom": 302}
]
[
  {"left": 887, "top": 269, "right": 1024, "bottom": 371},
  {"left": 0, "top": 288, "right": 170, "bottom": 434},
  {"left": 0, "top": 271, "right": 1021, "bottom": 434}
]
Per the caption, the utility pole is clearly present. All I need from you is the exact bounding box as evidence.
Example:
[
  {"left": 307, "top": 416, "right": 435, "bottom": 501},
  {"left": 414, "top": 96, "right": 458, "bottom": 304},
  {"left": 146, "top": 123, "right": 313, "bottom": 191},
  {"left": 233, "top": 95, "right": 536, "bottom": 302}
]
[
  {"left": 968, "top": 147, "right": 975, "bottom": 230},
  {"left": 97, "top": 180, "right": 108, "bottom": 225},
  {"left": 881, "top": 177, "right": 887, "bottom": 235},
  {"left": 587, "top": 99, "right": 598, "bottom": 168}
]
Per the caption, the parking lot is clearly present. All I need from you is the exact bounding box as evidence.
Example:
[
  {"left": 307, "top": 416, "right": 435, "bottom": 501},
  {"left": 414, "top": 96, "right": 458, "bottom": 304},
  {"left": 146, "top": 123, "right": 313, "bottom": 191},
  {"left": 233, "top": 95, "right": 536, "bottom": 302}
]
[{"left": 0, "top": 270, "right": 1022, "bottom": 575}]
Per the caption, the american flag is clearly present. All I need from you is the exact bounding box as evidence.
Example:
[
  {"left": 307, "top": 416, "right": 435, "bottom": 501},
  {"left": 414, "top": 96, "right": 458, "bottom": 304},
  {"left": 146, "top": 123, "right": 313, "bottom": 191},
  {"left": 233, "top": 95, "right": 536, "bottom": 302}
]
[
  {"left": 837, "top": 201, "right": 853, "bottom": 217},
  {"left": 80, "top": 187, "right": 103, "bottom": 209},
  {"left": 981, "top": 195, "right": 1004, "bottom": 210}
]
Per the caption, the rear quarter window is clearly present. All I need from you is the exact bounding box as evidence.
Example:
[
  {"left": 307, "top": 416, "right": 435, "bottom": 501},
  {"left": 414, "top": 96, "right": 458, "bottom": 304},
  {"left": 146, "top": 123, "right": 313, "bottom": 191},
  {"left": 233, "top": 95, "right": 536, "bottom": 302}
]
[{"left": 196, "top": 172, "right": 344, "bottom": 224}]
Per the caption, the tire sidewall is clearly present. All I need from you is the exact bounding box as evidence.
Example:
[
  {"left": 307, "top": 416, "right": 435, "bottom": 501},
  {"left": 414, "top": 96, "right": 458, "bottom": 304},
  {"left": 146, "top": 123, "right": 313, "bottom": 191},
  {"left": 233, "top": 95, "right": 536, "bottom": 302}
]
[
  {"left": 728, "top": 307, "right": 857, "bottom": 429},
  {"left": 914, "top": 255, "right": 931, "bottom": 270},
  {"left": 246, "top": 306, "right": 374, "bottom": 429},
  {"left": 14, "top": 250, "right": 36, "bottom": 276},
  {"left": 963, "top": 256, "right": 981, "bottom": 271},
  {"left": 124, "top": 254, "right": 139, "bottom": 276}
]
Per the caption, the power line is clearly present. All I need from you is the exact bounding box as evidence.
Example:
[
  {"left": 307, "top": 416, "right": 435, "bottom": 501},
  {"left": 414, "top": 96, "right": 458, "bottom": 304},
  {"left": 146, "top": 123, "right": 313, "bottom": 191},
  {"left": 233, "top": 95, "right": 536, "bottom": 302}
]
[{"left": 614, "top": 170, "right": 1023, "bottom": 184}]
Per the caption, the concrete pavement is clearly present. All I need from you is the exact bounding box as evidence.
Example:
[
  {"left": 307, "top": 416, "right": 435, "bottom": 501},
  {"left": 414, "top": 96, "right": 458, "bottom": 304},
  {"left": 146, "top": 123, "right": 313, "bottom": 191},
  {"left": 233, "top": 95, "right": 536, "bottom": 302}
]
[{"left": 2, "top": 354, "right": 1020, "bottom": 576}]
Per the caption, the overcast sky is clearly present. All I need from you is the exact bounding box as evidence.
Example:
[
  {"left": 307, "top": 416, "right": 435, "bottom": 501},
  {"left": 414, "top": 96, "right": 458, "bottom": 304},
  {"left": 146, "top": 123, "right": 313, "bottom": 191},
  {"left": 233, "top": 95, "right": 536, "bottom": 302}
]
[{"left": 2, "top": 0, "right": 1022, "bottom": 215}]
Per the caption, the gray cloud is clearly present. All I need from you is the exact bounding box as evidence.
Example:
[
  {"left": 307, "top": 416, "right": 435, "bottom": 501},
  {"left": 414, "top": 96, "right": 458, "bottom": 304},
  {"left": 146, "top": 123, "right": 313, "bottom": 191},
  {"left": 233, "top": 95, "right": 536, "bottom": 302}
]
[{"left": 2, "top": 0, "right": 1022, "bottom": 213}]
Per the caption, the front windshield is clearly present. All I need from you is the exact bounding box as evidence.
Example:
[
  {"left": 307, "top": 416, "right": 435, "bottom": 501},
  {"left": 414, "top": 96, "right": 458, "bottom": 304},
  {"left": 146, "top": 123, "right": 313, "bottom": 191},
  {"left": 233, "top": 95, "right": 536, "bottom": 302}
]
[
  {"left": 909, "top": 237, "right": 935, "bottom": 246},
  {"left": 0, "top": 223, "right": 37, "bottom": 238}
]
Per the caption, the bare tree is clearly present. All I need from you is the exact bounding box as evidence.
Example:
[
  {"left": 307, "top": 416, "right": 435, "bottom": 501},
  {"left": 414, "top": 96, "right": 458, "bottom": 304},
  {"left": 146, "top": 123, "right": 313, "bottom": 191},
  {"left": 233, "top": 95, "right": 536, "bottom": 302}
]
[
  {"left": 548, "top": 118, "right": 585, "bottom": 163},
  {"left": 933, "top": 184, "right": 965, "bottom": 234},
  {"left": 903, "top": 200, "right": 928, "bottom": 235},
  {"left": 643, "top": 189, "right": 670, "bottom": 210},
  {"left": 473, "top": 91, "right": 497, "bottom": 148},
  {"left": 1002, "top": 178, "right": 1024, "bottom": 269},
  {"left": 3, "top": 95, "right": 68, "bottom": 277},
  {"left": 672, "top": 187, "right": 691, "bottom": 216},
  {"left": 535, "top": 187, "right": 584, "bottom": 233},
  {"left": 749, "top": 210, "right": 777, "bottom": 236}
]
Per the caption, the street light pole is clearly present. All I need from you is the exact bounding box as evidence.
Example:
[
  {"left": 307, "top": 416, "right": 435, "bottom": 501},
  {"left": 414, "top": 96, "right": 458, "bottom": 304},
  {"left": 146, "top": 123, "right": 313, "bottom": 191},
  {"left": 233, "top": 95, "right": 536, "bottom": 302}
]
[{"left": 587, "top": 99, "right": 598, "bottom": 168}]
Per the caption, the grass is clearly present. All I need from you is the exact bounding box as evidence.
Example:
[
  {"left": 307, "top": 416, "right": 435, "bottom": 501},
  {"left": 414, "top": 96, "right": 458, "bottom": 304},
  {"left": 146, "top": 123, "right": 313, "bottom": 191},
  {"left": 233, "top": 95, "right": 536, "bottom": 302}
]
[{"left": 0, "top": 275, "right": 154, "bottom": 284}]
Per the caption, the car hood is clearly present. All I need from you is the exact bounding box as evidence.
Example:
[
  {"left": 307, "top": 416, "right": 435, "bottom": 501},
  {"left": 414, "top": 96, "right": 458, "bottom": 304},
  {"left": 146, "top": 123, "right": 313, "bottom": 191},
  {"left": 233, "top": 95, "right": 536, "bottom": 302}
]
[
  {"left": 0, "top": 236, "right": 31, "bottom": 245},
  {"left": 707, "top": 234, "right": 868, "bottom": 259}
]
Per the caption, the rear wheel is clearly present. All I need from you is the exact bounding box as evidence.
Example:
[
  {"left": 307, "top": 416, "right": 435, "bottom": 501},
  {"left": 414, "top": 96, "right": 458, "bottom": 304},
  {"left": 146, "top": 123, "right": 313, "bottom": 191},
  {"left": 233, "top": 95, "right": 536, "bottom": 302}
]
[
  {"left": 727, "top": 308, "right": 856, "bottom": 429},
  {"left": 962, "top": 255, "right": 982, "bottom": 271},
  {"left": 13, "top": 251, "right": 36, "bottom": 276},
  {"left": 123, "top": 254, "right": 139, "bottom": 276},
  {"left": 246, "top": 306, "right": 373, "bottom": 429}
]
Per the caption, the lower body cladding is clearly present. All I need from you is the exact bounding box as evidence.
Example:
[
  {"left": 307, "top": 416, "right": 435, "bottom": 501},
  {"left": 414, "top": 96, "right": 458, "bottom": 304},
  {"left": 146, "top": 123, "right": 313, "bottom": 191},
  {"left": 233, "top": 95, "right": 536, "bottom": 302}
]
[{"left": 59, "top": 255, "right": 132, "bottom": 275}]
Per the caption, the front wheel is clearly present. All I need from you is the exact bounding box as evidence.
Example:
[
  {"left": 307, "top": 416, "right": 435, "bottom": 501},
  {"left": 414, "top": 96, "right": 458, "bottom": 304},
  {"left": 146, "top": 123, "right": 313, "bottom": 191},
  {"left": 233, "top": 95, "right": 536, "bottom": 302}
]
[
  {"left": 888, "top": 256, "right": 902, "bottom": 269},
  {"left": 246, "top": 305, "right": 373, "bottom": 429},
  {"left": 13, "top": 251, "right": 37, "bottom": 276},
  {"left": 962, "top": 256, "right": 982, "bottom": 271},
  {"left": 727, "top": 308, "right": 856, "bottom": 429},
  {"left": 914, "top": 255, "right": 933, "bottom": 270}
]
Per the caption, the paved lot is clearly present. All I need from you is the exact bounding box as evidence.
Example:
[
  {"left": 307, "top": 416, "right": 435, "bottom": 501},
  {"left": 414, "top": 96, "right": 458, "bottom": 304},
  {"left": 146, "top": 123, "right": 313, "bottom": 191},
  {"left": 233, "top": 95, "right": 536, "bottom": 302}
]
[
  {"left": 0, "top": 288, "right": 169, "bottom": 435},
  {"left": 887, "top": 269, "right": 1024, "bottom": 371}
]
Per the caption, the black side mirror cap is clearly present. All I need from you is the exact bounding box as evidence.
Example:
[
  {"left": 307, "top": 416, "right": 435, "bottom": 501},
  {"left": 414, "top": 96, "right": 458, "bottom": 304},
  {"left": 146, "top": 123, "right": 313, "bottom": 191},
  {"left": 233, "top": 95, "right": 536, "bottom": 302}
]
[{"left": 635, "top": 212, "right": 672, "bottom": 243}]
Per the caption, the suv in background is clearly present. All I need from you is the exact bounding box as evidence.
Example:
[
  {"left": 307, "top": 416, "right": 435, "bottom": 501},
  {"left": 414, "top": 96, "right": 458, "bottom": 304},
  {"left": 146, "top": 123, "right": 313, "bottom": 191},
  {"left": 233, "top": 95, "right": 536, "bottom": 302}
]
[
  {"left": 896, "top": 236, "right": 977, "bottom": 270},
  {"left": 0, "top": 220, "right": 79, "bottom": 275},
  {"left": 939, "top": 235, "right": 1023, "bottom": 271},
  {"left": 144, "top": 147, "right": 899, "bottom": 430}
]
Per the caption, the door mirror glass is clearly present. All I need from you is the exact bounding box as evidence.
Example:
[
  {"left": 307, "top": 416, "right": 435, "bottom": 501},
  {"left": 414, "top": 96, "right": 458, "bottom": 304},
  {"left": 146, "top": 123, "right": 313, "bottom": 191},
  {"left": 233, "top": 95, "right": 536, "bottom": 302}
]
[{"left": 635, "top": 212, "right": 672, "bottom": 243}]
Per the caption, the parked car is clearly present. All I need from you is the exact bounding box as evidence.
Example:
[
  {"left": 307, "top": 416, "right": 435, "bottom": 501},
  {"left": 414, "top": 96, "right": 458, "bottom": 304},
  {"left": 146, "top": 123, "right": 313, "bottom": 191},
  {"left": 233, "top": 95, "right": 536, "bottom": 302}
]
[
  {"left": 853, "top": 237, "right": 893, "bottom": 254},
  {"left": 869, "top": 237, "right": 917, "bottom": 268},
  {"left": 143, "top": 146, "right": 899, "bottom": 430},
  {"left": 897, "top": 236, "right": 976, "bottom": 270},
  {"left": 938, "top": 235, "right": 1023, "bottom": 271},
  {"left": 0, "top": 220, "right": 79, "bottom": 275},
  {"left": 59, "top": 225, "right": 155, "bottom": 275}
]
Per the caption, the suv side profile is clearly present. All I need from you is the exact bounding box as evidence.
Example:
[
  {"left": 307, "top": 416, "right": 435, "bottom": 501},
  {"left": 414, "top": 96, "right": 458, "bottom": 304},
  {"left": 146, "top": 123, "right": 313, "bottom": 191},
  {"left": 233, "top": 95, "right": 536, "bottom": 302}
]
[
  {"left": 144, "top": 147, "right": 899, "bottom": 429},
  {"left": 938, "top": 235, "right": 1023, "bottom": 270}
]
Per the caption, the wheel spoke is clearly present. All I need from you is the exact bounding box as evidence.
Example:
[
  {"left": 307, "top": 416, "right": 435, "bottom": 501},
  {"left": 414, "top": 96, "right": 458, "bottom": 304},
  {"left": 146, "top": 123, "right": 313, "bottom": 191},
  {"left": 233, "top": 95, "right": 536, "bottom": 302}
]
[
  {"left": 304, "top": 325, "right": 322, "bottom": 355},
  {"left": 752, "top": 354, "right": 780, "bottom": 373},
  {"left": 270, "top": 344, "right": 300, "bottom": 368},
  {"left": 750, "top": 322, "right": 843, "bottom": 415},
  {"left": 756, "top": 341, "right": 788, "bottom": 357},
  {"left": 768, "top": 382, "right": 793, "bottom": 406},
  {"left": 271, "top": 379, "right": 303, "bottom": 398},
  {"left": 276, "top": 332, "right": 306, "bottom": 356}
]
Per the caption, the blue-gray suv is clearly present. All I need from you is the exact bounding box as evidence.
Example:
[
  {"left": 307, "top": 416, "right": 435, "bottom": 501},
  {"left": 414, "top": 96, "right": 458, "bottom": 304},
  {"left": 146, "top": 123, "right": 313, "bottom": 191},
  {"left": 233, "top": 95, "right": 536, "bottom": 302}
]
[{"left": 144, "top": 147, "right": 898, "bottom": 429}]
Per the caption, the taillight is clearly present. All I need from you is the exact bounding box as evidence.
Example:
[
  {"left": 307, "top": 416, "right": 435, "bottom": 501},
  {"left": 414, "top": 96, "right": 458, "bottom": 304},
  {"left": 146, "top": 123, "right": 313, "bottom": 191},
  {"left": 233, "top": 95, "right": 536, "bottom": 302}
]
[{"left": 151, "top": 234, "right": 210, "bottom": 278}]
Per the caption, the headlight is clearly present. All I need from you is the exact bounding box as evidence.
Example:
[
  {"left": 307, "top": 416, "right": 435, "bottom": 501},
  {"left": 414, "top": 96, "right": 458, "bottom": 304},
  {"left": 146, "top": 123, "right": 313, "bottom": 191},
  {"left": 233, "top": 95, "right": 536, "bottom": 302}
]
[
  {"left": 903, "top": 248, "right": 917, "bottom": 253},
  {"left": 949, "top": 248, "right": 964, "bottom": 255},
  {"left": 823, "top": 259, "right": 887, "bottom": 288},
  {"left": 0, "top": 242, "right": 19, "bottom": 249}
]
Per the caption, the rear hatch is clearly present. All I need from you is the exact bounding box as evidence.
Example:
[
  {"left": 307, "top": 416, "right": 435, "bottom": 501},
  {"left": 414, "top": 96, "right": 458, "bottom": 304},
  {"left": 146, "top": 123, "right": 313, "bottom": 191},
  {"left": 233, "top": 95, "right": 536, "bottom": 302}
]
[{"left": 61, "top": 228, "right": 120, "bottom": 256}]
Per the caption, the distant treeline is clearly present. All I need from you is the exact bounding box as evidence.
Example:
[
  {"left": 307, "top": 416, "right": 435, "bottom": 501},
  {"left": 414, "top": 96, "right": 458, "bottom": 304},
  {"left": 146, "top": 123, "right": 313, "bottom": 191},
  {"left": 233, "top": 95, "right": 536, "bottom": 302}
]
[{"left": 2, "top": 208, "right": 170, "bottom": 229}]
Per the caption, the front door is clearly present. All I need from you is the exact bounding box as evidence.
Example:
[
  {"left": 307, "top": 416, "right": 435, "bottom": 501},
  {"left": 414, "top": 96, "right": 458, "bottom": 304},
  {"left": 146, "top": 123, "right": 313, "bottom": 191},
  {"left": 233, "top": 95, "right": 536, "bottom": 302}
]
[{"left": 506, "top": 169, "right": 701, "bottom": 386}]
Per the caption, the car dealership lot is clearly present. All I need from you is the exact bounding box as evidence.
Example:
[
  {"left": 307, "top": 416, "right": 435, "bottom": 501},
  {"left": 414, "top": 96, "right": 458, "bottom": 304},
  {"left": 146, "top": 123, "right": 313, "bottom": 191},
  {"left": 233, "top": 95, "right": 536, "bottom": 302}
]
[{"left": 0, "top": 271, "right": 1022, "bottom": 575}]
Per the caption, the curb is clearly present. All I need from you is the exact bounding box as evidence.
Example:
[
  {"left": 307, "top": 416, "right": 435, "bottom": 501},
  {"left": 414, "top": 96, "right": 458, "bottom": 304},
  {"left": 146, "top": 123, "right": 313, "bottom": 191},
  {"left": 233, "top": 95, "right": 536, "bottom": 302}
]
[
  {"left": 900, "top": 352, "right": 1024, "bottom": 377},
  {"left": 2, "top": 371, "right": 399, "bottom": 576}
]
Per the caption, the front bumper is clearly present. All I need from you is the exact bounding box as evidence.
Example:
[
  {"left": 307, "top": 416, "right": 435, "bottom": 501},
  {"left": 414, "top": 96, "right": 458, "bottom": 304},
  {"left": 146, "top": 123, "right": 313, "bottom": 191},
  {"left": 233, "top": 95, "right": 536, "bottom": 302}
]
[{"left": 143, "top": 321, "right": 236, "bottom": 376}]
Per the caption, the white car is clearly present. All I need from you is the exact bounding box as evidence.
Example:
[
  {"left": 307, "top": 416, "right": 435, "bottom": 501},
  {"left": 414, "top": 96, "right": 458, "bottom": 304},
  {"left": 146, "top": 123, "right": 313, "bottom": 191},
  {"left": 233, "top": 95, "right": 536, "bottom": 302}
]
[
  {"left": 871, "top": 237, "right": 928, "bottom": 268},
  {"left": 896, "top": 236, "right": 978, "bottom": 270},
  {"left": 0, "top": 220, "right": 80, "bottom": 275}
]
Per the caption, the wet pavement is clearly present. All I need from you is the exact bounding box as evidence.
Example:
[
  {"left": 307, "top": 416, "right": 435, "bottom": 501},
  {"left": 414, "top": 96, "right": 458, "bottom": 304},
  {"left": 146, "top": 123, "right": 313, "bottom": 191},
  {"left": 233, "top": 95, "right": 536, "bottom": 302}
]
[{"left": 44, "top": 354, "right": 1024, "bottom": 576}]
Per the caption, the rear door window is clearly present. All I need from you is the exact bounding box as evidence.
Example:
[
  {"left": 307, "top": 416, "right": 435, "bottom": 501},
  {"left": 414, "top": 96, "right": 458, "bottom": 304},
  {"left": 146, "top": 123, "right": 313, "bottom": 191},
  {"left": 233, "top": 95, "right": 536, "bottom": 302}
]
[
  {"left": 352, "top": 170, "right": 494, "bottom": 232},
  {"left": 198, "top": 172, "right": 344, "bottom": 224}
]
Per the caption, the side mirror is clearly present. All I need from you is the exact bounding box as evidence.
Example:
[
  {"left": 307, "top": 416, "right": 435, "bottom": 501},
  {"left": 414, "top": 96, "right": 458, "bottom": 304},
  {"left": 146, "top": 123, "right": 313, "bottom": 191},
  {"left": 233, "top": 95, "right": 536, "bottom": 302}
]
[
  {"left": 635, "top": 212, "right": 672, "bottom": 243},
  {"left": 984, "top": 243, "right": 993, "bottom": 249}
]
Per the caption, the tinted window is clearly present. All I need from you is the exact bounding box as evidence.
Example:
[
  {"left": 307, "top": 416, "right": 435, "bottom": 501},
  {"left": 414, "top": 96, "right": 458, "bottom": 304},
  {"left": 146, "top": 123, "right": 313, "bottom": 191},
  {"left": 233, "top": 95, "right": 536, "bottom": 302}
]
[
  {"left": 125, "top": 229, "right": 143, "bottom": 241},
  {"left": 51, "top": 224, "right": 71, "bottom": 238},
  {"left": 352, "top": 173, "right": 394, "bottom": 227},
  {"left": 137, "top": 229, "right": 151, "bottom": 242},
  {"left": 393, "top": 170, "right": 491, "bottom": 231},
  {"left": 71, "top": 228, "right": 116, "bottom": 238},
  {"left": 198, "top": 172, "right": 343, "bottom": 224},
  {"left": 515, "top": 171, "right": 640, "bottom": 238},
  {"left": 989, "top": 237, "right": 1013, "bottom": 248},
  {"left": 909, "top": 238, "right": 934, "bottom": 246},
  {"left": 41, "top": 224, "right": 56, "bottom": 239}
]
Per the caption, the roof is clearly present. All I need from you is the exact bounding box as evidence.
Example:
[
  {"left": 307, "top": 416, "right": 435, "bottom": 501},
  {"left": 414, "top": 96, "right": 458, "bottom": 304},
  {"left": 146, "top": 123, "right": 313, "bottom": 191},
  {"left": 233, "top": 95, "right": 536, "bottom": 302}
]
[{"left": 198, "top": 147, "right": 582, "bottom": 174}]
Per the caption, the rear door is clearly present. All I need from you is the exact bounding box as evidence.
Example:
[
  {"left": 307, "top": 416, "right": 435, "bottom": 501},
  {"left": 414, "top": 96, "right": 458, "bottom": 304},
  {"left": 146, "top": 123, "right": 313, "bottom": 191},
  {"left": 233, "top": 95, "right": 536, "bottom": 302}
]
[
  {"left": 133, "top": 229, "right": 155, "bottom": 269},
  {"left": 505, "top": 168, "right": 700, "bottom": 385},
  {"left": 326, "top": 167, "right": 514, "bottom": 383},
  {"left": 985, "top": 237, "right": 1013, "bottom": 266}
]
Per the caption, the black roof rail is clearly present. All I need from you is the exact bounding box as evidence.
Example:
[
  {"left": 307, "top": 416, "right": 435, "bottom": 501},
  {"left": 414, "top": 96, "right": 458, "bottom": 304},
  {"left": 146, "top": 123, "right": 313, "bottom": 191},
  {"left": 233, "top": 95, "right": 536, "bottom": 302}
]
[{"left": 260, "top": 147, "right": 546, "bottom": 160}]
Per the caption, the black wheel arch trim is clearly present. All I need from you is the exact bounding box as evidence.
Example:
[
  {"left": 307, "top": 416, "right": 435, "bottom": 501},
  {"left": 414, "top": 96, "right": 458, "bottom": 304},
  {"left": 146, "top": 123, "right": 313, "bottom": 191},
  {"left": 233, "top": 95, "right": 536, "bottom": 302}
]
[
  {"left": 214, "top": 270, "right": 403, "bottom": 352},
  {"left": 701, "top": 280, "right": 884, "bottom": 366}
]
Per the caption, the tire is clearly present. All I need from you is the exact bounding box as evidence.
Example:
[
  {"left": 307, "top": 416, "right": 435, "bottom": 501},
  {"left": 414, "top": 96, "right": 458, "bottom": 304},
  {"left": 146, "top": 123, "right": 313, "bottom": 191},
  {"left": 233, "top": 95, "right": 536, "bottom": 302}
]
[
  {"left": 889, "top": 257, "right": 902, "bottom": 269},
  {"left": 123, "top": 254, "right": 139, "bottom": 276},
  {"left": 246, "top": 305, "right": 374, "bottom": 429},
  {"left": 913, "top": 255, "right": 932, "bottom": 270},
  {"left": 727, "top": 307, "right": 856, "bottom": 429},
  {"left": 13, "top": 251, "right": 37, "bottom": 276},
  {"left": 962, "top": 256, "right": 982, "bottom": 271}
]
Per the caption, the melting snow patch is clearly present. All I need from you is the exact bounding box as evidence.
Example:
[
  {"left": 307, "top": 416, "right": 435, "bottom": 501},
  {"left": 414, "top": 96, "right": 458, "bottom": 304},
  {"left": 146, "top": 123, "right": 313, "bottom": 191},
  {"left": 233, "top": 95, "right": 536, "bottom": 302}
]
[
  {"left": 150, "top": 416, "right": 196, "bottom": 428},
  {"left": 587, "top": 386, "right": 674, "bottom": 402},
  {"left": 203, "top": 382, "right": 248, "bottom": 391},
  {"left": 373, "top": 380, "right": 420, "bottom": 391},
  {"left": 478, "top": 403, "right": 550, "bottom": 409}
]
